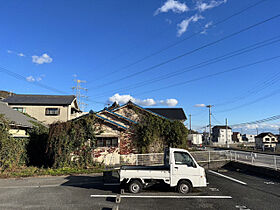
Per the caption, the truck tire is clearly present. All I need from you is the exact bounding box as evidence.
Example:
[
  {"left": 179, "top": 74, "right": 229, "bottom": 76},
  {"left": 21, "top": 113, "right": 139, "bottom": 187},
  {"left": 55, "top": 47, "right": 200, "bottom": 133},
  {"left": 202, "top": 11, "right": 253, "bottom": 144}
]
[
  {"left": 177, "top": 180, "right": 192, "bottom": 194},
  {"left": 128, "top": 180, "right": 142, "bottom": 194}
]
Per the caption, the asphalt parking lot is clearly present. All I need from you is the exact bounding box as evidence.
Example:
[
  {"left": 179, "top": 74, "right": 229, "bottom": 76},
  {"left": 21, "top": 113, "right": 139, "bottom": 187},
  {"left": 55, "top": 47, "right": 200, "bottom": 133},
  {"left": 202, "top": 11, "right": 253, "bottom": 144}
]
[{"left": 0, "top": 169, "right": 279, "bottom": 210}]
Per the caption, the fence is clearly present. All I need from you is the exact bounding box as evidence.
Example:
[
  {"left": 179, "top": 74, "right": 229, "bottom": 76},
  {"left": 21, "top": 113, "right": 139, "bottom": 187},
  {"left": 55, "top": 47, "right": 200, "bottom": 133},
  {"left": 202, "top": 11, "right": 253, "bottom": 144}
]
[
  {"left": 229, "top": 150, "right": 279, "bottom": 170},
  {"left": 118, "top": 151, "right": 230, "bottom": 166},
  {"left": 103, "top": 150, "right": 279, "bottom": 171}
]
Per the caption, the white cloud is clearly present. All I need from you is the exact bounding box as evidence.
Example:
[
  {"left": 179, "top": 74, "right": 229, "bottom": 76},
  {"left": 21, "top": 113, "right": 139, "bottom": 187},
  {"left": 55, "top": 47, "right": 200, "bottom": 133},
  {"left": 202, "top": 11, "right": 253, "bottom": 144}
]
[
  {"left": 155, "top": 0, "right": 189, "bottom": 15},
  {"left": 177, "top": 14, "right": 204, "bottom": 36},
  {"left": 201, "top": 21, "right": 213, "bottom": 34},
  {"left": 7, "top": 50, "right": 13, "bottom": 54},
  {"left": 26, "top": 75, "right": 44, "bottom": 82},
  {"left": 159, "top": 99, "right": 178, "bottom": 106},
  {"left": 18, "top": 53, "right": 25, "bottom": 57},
  {"left": 194, "top": 104, "right": 206, "bottom": 107},
  {"left": 196, "top": 0, "right": 227, "bottom": 12},
  {"left": 26, "top": 76, "right": 35, "bottom": 82},
  {"left": 32, "top": 53, "right": 53, "bottom": 64},
  {"left": 108, "top": 93, "right": 178, "bottom": 107}
]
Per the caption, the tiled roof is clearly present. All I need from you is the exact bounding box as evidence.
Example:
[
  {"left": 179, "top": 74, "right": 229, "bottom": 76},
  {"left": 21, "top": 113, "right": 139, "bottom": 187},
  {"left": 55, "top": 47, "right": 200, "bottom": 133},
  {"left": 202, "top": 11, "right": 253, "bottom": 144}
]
[
  {"left": 146, "top": 108, "right": 187, "bottom": 121},
  {"left": 3, "top": 94, "right": 76, "bottom": 105},
  {"left": 0, "top": 102, "right": 39, "bottom": 128}
]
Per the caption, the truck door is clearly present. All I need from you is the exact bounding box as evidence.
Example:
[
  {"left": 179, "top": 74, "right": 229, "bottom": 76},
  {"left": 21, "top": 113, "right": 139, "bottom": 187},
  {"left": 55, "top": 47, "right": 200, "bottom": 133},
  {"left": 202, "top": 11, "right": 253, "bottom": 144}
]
[{"left": 170, "top": 151, "right": 201, "bottom": 187}]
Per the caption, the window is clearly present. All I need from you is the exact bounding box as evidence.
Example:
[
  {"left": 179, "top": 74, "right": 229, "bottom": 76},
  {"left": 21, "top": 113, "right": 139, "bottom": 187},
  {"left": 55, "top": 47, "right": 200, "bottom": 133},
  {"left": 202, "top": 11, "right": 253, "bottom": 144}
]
[
  {"left": 13, "top": 107, "right": 26, "bottom": 113},
  {"left": 45, "top": 108, "right": 60, "bottom": 116},
  {"left": 265, "top": 138, "right": 270, "bottom": 142},
  {"left": 174, "top": 152, "right": 196, "bottom": 167},
  {"left": 96, "top": 137, "right": 118, "bottom": 147}
]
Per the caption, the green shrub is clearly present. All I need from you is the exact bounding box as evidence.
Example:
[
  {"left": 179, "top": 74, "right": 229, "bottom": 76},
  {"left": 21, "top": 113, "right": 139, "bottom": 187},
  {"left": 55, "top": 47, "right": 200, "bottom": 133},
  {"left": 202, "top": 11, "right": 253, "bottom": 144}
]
[
  {"left": 46, "top": 114, "right": 96, "bottom": 168},
  {"left": 135, "top": 114, "right": 188, "bottom": 153},
  {"left": 0, "top": 115, "right": 28, "bottom": 170}
]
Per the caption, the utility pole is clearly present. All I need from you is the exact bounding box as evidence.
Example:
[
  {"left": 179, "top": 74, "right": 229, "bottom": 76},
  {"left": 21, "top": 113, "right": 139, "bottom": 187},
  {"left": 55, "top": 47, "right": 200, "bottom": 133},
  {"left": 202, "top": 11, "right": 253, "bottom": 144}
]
[
  {"left": 72, "top": 79, "right": 88, "bottom": 111},
  {"left": 226, "top": 118, "right": 228, "bottom": 148},
  {"left": 206, "top": 105, "right": 213, "bottom": 145},
  {"left": 256, "top": 127, "right": 259, "bottom": 135},
  {"left": 189, "top": 114, "right": 192, "bottom": 134}
]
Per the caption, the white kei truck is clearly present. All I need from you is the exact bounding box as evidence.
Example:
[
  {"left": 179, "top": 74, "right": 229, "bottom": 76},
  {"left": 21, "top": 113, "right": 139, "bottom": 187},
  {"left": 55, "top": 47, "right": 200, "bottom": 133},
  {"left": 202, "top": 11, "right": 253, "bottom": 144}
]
[{"left": 119, "top": 148, "right": 207, "bottom": 194}]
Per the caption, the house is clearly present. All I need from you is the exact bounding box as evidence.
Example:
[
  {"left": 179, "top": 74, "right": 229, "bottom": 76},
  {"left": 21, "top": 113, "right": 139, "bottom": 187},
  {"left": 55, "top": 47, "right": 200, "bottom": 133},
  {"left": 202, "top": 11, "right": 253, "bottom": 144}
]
[
  {"left": 242, "top": 134, "right": 256, "bottom": 143},
  {"left": 0, "top": 101, "right": 41, "bottom": 137},
  {"left": 80, "top": 101, "right": 187, "bottom": 165},
  {"left": 255, "top": 132, "right": 278, "bottom": 150},
  {"left": 187, "top": 133, "right": 203, "bottom": 145},
  {"left": 3, "top": 94, "right": 83, "bottom": 124},
  {"left": 212, "top": 125, "right": 232, "bottom": 145},
  {"left": 232, "top": 132, "right": 242, "bottom": 143}
]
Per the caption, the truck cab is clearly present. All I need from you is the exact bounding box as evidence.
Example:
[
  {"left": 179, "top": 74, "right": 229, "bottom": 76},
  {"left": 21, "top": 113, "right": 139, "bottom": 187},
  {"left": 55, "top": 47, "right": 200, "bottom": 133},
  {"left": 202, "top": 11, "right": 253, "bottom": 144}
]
[{"left": 120, "top": 148, "right": 207, "bottom": 194}]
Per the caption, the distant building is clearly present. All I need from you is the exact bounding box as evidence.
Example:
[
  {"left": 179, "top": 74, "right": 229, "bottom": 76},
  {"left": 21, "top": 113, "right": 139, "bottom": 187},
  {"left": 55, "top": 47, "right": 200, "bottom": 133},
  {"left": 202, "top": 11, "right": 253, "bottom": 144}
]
[
  {"left": 212, "top": 125, "right": 232, "bottom": 145},
  {"left": 3, "top": 94, "right": 83, "bottom": 124},
  {"left": 255, "top": 132, "right": 278, "bottom": 149},
  {"left": 242, "top": 134, "right": 256, "bottom": 143},
  {"left": 188, "top": 133, "right": 203, "bottom": 145},
  {"left": 232, "top": 132, "right": 242, "bottom": 143}
]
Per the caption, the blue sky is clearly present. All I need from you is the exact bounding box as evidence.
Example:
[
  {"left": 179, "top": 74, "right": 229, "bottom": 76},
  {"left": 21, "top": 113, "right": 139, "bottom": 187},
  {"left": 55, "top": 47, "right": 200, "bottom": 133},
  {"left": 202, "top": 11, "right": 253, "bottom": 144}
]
[{"left": 1, "top": 0, "right": 280, "bottom": 133}]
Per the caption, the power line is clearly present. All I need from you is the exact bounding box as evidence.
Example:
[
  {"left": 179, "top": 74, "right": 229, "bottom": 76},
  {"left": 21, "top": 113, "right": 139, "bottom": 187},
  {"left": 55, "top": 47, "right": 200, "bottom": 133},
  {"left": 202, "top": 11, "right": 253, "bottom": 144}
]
[
  {"left": 87, "top": 0, "right": 268, "bottom": 85},
  {"left": 91, "top": 35, "right": 280, "bottom": 98},
  {"left": 0, "top": 65, "right": 105, "bottom": 105},
  {"left": 134, "top": 55, "right": 280, "bottom": 96},
  {"left": 230, "top": 115, "right": 280, "bottom": 127},
  {"left": 215, "top": 85, "right": 280, "bottom": 114},
  {"left": 89, "top": 10, "right": 279, "bottom": 90},
  {"left": 214, "top": 70, "right": 280, "bottom": 107}
]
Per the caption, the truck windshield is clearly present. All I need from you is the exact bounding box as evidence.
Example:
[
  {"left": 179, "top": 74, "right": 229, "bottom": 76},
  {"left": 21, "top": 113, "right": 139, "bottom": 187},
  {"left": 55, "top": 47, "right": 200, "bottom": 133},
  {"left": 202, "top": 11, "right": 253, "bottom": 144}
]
[{"left": 174, "top": 152, "right": 195, "bottom": 167}]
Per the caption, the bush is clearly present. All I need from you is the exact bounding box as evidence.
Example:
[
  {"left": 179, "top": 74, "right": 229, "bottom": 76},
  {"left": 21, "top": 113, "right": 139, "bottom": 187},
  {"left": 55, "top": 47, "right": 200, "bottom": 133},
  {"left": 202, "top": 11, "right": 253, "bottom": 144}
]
[
  {"left": 135, "top": 114, "right": 188, "bottom": 153},
  {"left": 0, "top": 115, "right": 28, "bottom": 170},
  {"left": 46, "top": 114, "right": 96, "bottom": 168}
]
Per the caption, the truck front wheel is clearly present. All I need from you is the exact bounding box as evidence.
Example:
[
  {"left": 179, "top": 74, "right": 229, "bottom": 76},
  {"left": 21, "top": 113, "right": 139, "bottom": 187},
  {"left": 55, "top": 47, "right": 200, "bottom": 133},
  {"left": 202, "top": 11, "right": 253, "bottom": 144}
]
[
  {"left": 128, "top": 180, "right": 143, "bottom": 194},
  {"left": 177, "top": 180, "right": 192, "bottom": 194}
]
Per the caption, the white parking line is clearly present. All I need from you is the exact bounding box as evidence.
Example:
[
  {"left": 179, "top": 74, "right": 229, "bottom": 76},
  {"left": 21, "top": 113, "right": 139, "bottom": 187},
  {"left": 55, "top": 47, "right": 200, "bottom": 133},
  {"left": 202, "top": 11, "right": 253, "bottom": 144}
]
[
  {"left": 208, "top": 170, "right": 247, "bottom": 185},
  {"left": 90, "top": 195, "right": 232, "bottom": 199}
]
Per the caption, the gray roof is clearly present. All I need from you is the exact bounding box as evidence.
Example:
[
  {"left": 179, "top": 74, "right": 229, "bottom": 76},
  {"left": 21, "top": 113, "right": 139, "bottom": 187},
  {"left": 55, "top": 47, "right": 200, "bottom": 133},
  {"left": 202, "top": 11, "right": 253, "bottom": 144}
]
[
  {"left": 212, "top": 125, "right": 232, "bottom": 130},
  {"left": 3, "top": 94, "right": 76, "bottom": 105},
  {"left": 0, "top": 102, "right": 39, "bottom": 128},
  {"left": 146, "top": 108, "right": 187, "bottom": 121}
]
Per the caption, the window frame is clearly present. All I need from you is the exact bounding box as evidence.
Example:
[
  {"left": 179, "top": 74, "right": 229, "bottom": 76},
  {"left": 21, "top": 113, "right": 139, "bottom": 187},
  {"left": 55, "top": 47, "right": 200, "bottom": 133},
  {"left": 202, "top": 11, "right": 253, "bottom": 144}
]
[
  {"left": 96, "top": 137, "right": 118, "bottom": 147},
  {"left": 45, "top": 108, "right": 60, "bottom": 116},
  {"left": 174, "top": 151, "right": 196, "bottom": 167}
]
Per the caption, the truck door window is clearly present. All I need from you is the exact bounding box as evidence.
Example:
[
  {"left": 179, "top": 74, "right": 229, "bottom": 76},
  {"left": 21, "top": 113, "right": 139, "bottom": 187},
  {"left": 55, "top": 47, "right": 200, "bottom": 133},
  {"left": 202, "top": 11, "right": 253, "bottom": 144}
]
[{"left": 174, "top": 152, "right": 196, "bottom": 167}]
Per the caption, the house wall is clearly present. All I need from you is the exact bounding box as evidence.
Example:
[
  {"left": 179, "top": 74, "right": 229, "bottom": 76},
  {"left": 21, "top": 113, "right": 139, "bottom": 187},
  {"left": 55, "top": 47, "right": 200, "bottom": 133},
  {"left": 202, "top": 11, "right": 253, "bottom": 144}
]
[
  {"left": 212, "top": 128, "right": 232, "bottom": 145},
  {"left": 188, "top": 134, "right": 203, "bottom": 145},
  {"left": 9, "top": 104, "right": 70, "bottom": 124},
  {"left": 9, "top": 128, "right": 29, "bottom": 138},
  {"left": 92, "top": 119, "right": 137, "bottom": 165}
]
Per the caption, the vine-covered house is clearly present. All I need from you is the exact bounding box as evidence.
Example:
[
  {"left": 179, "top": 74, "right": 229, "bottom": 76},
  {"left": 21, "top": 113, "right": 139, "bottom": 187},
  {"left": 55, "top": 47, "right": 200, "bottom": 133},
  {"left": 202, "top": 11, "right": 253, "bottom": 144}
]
[{"left": 91, "top": 101, "right": 187, "bottom": 165}]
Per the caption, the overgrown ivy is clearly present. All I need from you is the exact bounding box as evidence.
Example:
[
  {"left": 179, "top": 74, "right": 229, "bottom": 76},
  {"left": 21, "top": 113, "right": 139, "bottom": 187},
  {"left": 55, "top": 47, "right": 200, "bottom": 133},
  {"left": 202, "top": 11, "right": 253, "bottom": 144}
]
[
  {"left": 0, "top": 115, "right": 29, "bottom": 170},
  {"left": 46, "top": 114, "right": 96, "bottom": 168},
  {"left": 134, "top": 113, "right": 188, "bottom": 153},
  {"left": 26, "top": 121, "right": 49, "bottom": 167}
]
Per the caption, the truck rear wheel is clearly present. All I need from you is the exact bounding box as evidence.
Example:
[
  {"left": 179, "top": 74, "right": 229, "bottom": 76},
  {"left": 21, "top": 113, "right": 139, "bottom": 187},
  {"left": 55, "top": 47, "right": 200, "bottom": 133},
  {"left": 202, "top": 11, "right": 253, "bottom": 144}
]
[
  {"left": 128, "top": 180, "right": 142, "bottom": 194},
  {"left": 177, "top": 180, "right": 192, "bottom": 194}
]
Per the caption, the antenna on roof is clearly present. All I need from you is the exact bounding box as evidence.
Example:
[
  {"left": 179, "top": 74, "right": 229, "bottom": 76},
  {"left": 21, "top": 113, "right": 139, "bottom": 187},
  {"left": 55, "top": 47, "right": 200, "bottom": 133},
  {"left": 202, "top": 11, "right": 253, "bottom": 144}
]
[{"left": 72, "top": 79, "right": 88, "bottom": 111}]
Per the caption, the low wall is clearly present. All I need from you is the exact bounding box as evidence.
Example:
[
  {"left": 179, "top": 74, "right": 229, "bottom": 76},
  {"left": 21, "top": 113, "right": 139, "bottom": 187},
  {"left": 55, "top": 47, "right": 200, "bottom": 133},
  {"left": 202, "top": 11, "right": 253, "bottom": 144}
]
[
  {"left": 199, "top": 160, "right": 230, "bottom": 170},
  {"left": 222, "top": 161, "right": 280, "bottom": 180}
]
